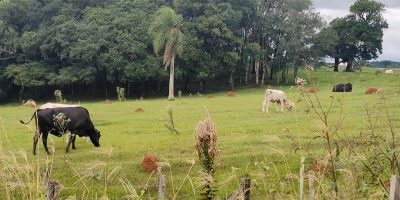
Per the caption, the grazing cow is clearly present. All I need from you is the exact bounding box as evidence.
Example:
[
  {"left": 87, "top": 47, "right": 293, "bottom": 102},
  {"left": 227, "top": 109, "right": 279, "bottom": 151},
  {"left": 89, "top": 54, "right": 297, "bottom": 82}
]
[
  {"left": 262, "top": 89, "right": 295, "bottom": 113},
  {"left": 332, "top": 83, "right": 352, "bottom": 92},
  {"left": 20, "top": 103, "right": 101, "bottom": 155},
  {"left": 385, "top": 69, "right": 394, "bottom": 74}
]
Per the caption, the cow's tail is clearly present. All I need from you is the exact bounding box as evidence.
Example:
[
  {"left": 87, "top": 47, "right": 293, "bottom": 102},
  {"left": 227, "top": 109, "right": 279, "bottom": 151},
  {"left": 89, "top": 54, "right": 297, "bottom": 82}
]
[{"left": 19, "top": 112, "right": 36, "bottom": 125}]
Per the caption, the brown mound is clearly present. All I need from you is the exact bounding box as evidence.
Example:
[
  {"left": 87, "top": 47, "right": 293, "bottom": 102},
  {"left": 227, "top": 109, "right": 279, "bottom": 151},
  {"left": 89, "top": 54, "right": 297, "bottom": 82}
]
[
  {"left": 307, "top": 87, "right": 318, "bottom": 94},
  {"left": 135, "top": 108, "right": 144, "bottom": 112},
  {"left": 141, "top": 154, "right": 158, "bottom": 172},
  {"left": 225, "top": 91, "right": 236, "bottom": 97},
  {"left": 103, "top": 99, "right": 112, "bottom": 104},
  {"left": 207, "top": 95, "right": 215, "bottom": 99},
  {"left": 23, "top": 99, "right": 37, "bottom": 108},
  {"left": 365, "top": 87, "right": 378, "bottom": 94}
]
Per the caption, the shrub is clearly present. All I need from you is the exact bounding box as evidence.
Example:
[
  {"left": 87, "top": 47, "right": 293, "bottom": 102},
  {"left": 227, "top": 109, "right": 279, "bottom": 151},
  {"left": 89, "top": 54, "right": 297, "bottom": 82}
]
[
  {"left": 194, "top": 113, "right": 219, "bottom": 200},
  {"left": 116, "top": 87, "right": 126, "bottom": 101},
  {"left": 54, "top": 90, "right": 65, "bottom": 103}
]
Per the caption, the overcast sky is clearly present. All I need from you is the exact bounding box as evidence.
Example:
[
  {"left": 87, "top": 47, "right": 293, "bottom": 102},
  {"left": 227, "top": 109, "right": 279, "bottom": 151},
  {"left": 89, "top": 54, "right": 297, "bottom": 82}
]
[{"left": 312, "top": 0, "right": 400, "bottom": 61}]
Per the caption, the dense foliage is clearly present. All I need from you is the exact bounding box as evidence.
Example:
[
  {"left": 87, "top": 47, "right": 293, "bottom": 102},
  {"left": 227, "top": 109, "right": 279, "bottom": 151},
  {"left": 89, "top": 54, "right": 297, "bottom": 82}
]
[{"left": 0, "top": 0, "right": 386, "bottom": 102}]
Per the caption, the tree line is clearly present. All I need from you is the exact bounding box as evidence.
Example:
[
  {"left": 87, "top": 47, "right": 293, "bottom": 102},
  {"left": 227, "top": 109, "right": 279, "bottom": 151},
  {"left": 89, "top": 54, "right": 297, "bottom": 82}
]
[{"left": 0, "top": 0, "right": 387, "bottom": 102}]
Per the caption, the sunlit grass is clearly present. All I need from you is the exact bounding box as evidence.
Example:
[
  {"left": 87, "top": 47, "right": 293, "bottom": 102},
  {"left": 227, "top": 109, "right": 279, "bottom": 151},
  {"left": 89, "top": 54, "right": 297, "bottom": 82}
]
[{"left": 1, "top": 67, "right": 400, "bottom": 198}]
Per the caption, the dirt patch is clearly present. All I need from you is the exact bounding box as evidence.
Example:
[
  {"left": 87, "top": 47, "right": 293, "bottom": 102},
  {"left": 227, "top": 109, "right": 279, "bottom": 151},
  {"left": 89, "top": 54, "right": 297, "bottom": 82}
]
[
  {"left": 207, "top": 95, "right": 215, "bottom": 99},
  {"left": 307, "top": 87, "right": 318, "bottom": 94},
  {"left": 365, "top": 87, "right": 378, "bottom": 94},
  {"left": 225, "top": 91, "right": 237, "bottom": 97},
  {"left": 141, "top": 154, "right": 158, "bottom": 172},
  {"left": 135, "top": 108, "right": 144, "bottom": 112},
  {"left": 103, "top": 99, "right": 112, "bottom": 104},
  {"left": 23, "top": 99, "right": 37, "bottom": 108}
]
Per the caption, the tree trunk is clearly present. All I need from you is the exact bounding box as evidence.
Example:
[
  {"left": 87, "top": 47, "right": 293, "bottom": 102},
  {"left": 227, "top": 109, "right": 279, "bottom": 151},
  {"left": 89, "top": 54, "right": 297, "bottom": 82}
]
[
  {"left": 270, "top": 65, "right": 274, "bottom": 80},
  {"left": 255, "top": 60, "right": 260, "bottom": 85},
  {"left": 261, "top": 66, "right": 265, "bottom": 86},
  {"left": 285, "top": 67, "right": 289, "bottom": 84},
  {"left": 184, "top": 76, "right": 190, "bottom": 92},
  {"left": 19, "top": 85, "right": 24, "bottom": 102},
  {"left": 294, "top": 68, "right": 299, "bottom": 81},
  {"left": 229, "top": 71, "right": 234, "bottom": 90},
  {"left": 345, "top": 58, "right": 354, "bottom": 72},
  {"left": 245, "top": 63, "right": 249, "bottom": 86},
  {"left": 334, "top": 57, "right": 339, "bottom": 72},
  {"left": 168, "top": 55, "right": 175, "bottom": 101}
]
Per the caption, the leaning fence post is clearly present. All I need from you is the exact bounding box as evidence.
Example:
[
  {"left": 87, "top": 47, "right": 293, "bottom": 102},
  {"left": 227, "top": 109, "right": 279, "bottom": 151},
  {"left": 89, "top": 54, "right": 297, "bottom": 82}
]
[
  {"left": 308, "top": 170, "right": 316, "bottom": 200},
  {"left": 239, "top": 176, "right": 251, "bottom": 200},
  {"left": 43, "top": 168, "right": 61, "bottom": 200},
  {"left": 299, "top": 156, "right": 305, "bottom": 200},
  {"left": 157, "top": 167, "right": 167, "bottom": 200},
  {"left": 390, "top": 175, "right": 400, "bottom": 200}
]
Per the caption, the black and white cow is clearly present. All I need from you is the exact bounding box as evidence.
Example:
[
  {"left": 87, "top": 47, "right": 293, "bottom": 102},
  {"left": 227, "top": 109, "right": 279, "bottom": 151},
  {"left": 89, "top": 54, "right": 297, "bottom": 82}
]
[
  {"left": 20, "top": 103, "right": 101, "bottom": 155},
  {"left": 332, "top": 83, "right": 352, "bottom": 92}
]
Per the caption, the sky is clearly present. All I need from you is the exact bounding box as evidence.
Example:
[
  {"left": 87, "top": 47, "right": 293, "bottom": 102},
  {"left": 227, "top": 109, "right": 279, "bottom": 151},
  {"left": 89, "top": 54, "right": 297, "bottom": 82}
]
[{"left": 312, "top": 0, "right": 400, "bottom": 61}]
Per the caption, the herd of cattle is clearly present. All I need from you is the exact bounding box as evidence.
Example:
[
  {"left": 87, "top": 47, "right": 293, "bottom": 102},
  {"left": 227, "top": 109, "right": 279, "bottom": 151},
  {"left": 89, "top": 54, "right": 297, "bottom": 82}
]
[
  {"left": 262, "top": 82, "right": 352, "bottom": 113},
  {"left": 20, "top": 82, "right": 354, "bottom": 154}
]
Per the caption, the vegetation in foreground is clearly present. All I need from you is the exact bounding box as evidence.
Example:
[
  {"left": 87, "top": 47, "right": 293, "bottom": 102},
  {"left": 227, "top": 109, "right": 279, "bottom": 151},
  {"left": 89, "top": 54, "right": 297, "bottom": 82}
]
[{"left": 1, "top": 68, "right": 400, "bottom": 199}]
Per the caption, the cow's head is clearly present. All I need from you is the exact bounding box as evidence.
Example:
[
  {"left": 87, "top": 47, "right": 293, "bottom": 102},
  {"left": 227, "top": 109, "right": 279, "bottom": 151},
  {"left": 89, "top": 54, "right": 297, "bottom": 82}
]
[
  {"left": 283, "top": 99, "right": 295, "bottom": 111},
  {"left": 90, "top": 129, "right": 101, "bottom": 147}
]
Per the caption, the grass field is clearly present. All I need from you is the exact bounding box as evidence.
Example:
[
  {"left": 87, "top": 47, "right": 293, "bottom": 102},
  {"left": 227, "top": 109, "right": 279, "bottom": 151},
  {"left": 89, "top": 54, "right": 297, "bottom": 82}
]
[{"left": 1, "top": 67, "right": 400, "bottom": 199}]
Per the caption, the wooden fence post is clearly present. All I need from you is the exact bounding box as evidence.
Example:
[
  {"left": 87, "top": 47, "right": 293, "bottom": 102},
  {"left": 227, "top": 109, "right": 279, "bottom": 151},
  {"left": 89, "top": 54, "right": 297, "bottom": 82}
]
[
  {"left": 43, "top": 168, "right": 61, "bottom": 200},
  {"left": 308, "top": 170, "right": 315, "bottom": 200},
  {"left": 157, "top": 167, "right": 167, "bottom": 200},
  {"left": 239, "top": 177, "right": 251, "bottom": 200},
  {"left": 390, "top": 175, "right": 400, "bottom": 200},
  {"left": 299, "top": 156, "right": 305, "bottom": 200},
  {"left": 228, "top": 177, "right": 251, "bottom": 200}
]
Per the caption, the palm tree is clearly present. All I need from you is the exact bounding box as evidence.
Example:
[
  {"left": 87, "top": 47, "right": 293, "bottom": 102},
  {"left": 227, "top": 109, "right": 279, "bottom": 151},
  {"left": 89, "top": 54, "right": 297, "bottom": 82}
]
[{"left": 149, "top": 7, "right": 184, "bottom": 101}]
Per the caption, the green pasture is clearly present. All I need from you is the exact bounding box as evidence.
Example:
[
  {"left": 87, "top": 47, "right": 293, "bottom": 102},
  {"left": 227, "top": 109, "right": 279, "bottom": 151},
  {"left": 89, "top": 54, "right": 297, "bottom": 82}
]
[{"left": 1, "top": 67, "right": 400, "bottom": 199}]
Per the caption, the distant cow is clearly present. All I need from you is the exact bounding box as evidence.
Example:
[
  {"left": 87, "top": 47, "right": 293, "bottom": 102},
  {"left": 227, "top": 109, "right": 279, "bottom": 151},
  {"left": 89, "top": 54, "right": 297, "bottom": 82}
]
[
  {"left": 262, "top": 89, "right": 295, "bottom": 113},
  {"left": 332, "top": 83, "right": 352, "bottom": 92},
  {"left": 385, "top": 69, "right": 394, "bottom": 74},
  {"left": 20, "top": 103, "right": 101, "bottom": 155}
]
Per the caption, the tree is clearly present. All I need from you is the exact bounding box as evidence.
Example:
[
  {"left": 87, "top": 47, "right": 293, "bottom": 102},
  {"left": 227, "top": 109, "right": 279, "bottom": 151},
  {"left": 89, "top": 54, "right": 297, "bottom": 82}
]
[
  {"left": 330, "top": 0, "right": 388, "bottom": 72},
  {"left": 149, "top": 7, "right": 184, "bottom": 101},
  {"left": 381, "top": 60, "right": 392, "bottom": 68},
  {"left": 4, "top": 62, "right": 51, "bottom": 101}
]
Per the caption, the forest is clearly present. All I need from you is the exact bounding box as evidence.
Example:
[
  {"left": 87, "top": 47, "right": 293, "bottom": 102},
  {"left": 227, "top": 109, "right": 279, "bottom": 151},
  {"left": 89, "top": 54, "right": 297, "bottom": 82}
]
[{"left": 0, "top": 0, "right": 387, "bottom": 102}]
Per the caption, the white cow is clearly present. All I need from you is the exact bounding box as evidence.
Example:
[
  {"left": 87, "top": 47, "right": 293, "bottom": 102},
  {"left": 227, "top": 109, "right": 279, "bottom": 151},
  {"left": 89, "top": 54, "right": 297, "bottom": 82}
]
[
  {"left": 262, "top": 89, "right": 295, "bottom": 113},
  {"left": 385, "top": 69, "right": 394, "bottom": 74}
]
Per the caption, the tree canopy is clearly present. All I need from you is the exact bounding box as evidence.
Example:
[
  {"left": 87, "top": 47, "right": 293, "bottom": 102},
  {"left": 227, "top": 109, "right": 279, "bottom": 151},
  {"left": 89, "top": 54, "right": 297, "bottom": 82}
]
[
  {"left": 325, "top": 0, "right": 388, "bottom": 72},
  {"left": 0, "top": 0, "right": 387, "bottom": 102}
]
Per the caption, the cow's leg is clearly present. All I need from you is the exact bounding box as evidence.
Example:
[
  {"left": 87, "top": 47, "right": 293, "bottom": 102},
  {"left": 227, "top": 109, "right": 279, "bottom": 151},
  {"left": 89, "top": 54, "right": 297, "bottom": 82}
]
[
  {"left": 262, "top": 100, "right": 266, "bottom": 112},
  {"left": 71, "top": 134, "right": 77, "bottom": 150},
  {"left": 279, "top": 99, "right": 284, "bottom": 112},
  {"left": 42, "top": 133, "right": 50, "bottom": 155},
  {"left": 33, "top": 131, "right": 40, "bottom": 155},
  {"left": 265, "top": 101, "right": 270, "bottom": 113}
]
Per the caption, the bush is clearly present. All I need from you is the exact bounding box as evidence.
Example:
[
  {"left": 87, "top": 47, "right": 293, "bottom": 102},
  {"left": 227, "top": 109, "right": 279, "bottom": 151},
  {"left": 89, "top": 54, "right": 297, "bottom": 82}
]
[{"left": 116, "top": 87, "right": 126, "bottom": 101}]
